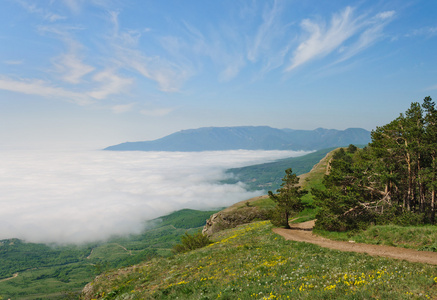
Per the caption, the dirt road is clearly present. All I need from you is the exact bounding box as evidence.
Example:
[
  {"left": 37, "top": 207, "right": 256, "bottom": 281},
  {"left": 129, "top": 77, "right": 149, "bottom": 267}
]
[{"left": 273, "top": 220, "right": 437, "bottom": 265}]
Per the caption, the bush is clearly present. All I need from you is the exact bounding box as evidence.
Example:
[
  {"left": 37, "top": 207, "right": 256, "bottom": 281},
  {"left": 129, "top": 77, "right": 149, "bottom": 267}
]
[
  {"left": 375, "top": 206, "right": 425, "bottom": 226},
  {"left": 392, "top": 211, "right": 425, "bottom": 226},
  {"left": 314, "top": 210, "right": 347, "bottom": 232},
  {"left": 172, "top": 231, "right": 212, "bottom": 254}
]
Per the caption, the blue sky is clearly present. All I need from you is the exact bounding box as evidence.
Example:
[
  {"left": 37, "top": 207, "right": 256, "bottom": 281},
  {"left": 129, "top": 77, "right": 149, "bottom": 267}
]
[{"left": 1, "top": 0, "right": 436, "bottom": 149}]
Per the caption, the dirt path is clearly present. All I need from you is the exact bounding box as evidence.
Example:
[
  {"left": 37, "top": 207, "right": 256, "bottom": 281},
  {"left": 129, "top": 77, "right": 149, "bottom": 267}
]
[
  {"left": 273, "top": 220, "right": 437, "bottom": 265},
  {"left": 115, "top": 243, "right": 132, "bottom": 255},
  {"left": 0, "top": 273, "right": 18, "bottom": 282}
]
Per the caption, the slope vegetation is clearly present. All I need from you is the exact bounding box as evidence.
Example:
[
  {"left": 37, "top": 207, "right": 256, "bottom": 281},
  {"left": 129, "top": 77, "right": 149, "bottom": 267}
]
[
  {"left": 203, "top": 148, "right": 335, "bottom": 235},
  {"left": 81, "top": 220, "right": 437, "bottom": 299},
  {"left": 0, "top": 209, "right": 219, "bottom": 300},
  {"left": 223, "top": 147, "right": 336, "bottom": 191}
]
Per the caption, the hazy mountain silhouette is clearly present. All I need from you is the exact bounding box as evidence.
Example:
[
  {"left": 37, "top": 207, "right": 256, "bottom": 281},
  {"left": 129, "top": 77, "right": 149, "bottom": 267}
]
[{"left": 104, "top": 126, "right": 371, "bottom": 151}]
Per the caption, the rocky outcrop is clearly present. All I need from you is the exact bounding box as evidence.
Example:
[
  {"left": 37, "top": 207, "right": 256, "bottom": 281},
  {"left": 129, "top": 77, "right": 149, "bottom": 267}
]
[{"left": 202, "top": 206, "right": 270, "bottom": 236}]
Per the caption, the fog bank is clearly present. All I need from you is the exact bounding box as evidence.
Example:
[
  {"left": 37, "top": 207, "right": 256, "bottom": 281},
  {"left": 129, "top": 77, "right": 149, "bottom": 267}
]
[{"left": 0, "top": 149, "right": 309, "bottom": 244}]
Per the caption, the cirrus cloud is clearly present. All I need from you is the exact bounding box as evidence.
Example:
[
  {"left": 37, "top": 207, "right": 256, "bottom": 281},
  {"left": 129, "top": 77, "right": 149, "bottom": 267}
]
[{"left": 286, "top": 7, "right": 396, "bottom": 71}]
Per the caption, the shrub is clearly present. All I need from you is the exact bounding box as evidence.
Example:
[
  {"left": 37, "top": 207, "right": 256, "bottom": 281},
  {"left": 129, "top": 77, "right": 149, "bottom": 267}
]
[
  {"left": 375, "top": 206, "right": 425, "bottom": 226},
  {"left": 314, "top": 210, "right": 347, "bottom": 232},
  {"left": 172, "top": 231, "right": 212, "bottom": 254}
]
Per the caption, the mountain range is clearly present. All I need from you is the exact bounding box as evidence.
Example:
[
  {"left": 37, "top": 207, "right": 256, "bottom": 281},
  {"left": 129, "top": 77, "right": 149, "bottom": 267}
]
[{"left": 104, "top": 126, "right": 371, "bottom": 151}]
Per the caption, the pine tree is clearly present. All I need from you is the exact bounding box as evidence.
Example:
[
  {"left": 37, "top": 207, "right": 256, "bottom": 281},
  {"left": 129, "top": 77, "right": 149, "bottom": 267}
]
[{"left": 268, "top": 168, "right": 306, "bottom": 229}]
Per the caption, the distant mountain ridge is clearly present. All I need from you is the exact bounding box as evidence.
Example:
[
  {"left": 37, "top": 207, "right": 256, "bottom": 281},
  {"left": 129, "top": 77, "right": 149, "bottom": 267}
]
[{"left": 104, "top": 126, "right": 371, "bottom": 151}]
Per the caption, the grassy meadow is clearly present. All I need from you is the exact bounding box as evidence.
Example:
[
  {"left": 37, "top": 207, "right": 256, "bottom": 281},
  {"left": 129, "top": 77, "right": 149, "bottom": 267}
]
[
  {"left": 315, "top": 225, "right": 437, "bottom": 252},
  {"left": 83, "top": 220, "right": 437, "bottom": 299}
]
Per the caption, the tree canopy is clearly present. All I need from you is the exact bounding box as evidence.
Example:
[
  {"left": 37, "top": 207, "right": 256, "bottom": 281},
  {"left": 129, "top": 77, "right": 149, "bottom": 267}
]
[
  {"left": 268, "top": 168, "right": 307, "bottom": 228},
  {"left": 314, "top": 97, "right": 437, "bottom": 231}
]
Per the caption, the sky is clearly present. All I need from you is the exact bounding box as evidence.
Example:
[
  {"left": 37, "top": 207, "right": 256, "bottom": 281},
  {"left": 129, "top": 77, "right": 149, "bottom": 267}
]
[{"left": 1, "top": 0, "right": 437, "bottom": 150}]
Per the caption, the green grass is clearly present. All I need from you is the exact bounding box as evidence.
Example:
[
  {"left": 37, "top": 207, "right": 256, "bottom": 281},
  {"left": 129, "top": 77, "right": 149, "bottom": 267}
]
[
  {"left": 292, "top": 147, "right": 332, "bottom": 222},
  {"left": 315, "top": 224, "right": 437, "bottom": 252},
  {"left": 249, "top": 197, "right": 276, "bottom": 209},
  {"left": 84, "top": 221, "right": 437, "bottom": 300},
  {"left": 0, "top": 262, "right": 91, "bottom": 300},
  {"left": 157, "top": 208, "right": 222, "bottom": 229}
]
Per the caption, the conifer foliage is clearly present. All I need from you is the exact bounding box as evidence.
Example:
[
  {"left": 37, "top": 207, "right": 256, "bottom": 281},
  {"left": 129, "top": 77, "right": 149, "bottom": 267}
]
[
  {"left": 314, "top": 97, "right": 437, "bottom": 231},
  {"left": 268, "top": 168, "right": 307, "bottom": 228}
]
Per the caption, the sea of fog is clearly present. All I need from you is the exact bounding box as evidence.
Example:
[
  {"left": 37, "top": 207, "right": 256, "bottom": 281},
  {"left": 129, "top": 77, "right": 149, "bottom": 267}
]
[{"left": 0, "top": 149, "right": 310, "bottom": 244}]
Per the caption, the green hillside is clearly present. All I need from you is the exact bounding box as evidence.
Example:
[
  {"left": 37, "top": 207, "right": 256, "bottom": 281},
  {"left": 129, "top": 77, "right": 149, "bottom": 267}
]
[
  {"left": 223, "top": 147, "right": 336, "bottom": 191},
  {"left": 0, "top": 209, "right": 219, "bottom": 300},
  {"left": 157, "top": 208, "right": 222, "bottom": 229},
  {"left": 81, "top": 220, "right": 437, "bottom": 299}
]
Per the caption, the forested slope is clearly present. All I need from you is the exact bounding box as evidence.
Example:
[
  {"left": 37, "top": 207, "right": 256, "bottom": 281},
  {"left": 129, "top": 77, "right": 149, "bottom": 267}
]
[{"left": 313, "top": 97, "right": 437, "bottom": 231}]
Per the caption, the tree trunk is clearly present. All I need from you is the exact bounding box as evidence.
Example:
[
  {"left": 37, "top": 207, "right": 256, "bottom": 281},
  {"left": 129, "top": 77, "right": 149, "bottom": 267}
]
[
  {"left": 406, "top": 154, "right": 412, "bottom": 211},
  {"left": 431, "top": 189, "right": 435, "bottom": 224},
  {"left": 285, "top": 212, "right": 291, "bottom": 229},
  {"left": 431, "top": 155, "right": 436, "bottom": 224}
]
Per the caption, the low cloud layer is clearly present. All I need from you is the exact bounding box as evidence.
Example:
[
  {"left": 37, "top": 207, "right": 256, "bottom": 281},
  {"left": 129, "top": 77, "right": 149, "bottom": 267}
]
[{"left": 0, "top": 149, "right": 308, "bottom": 244}]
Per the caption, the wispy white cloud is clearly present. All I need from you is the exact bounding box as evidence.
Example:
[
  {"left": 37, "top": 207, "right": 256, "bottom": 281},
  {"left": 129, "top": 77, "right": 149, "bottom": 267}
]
[
  {"left": 61, "top": 0, "right": 81, "bottom": 13},
  {"left": 171, "top": 2, "right": 289, "bottom": 81},
  {"left": 117, "top": 48, "right": 191, "bottom": 92},
  {"left": 87, "top": 69, "right": 133, "bottom": 100},
  {"left": 247, "top": 0, "right": 284, "bottom": 63},
  {"left": 111, "top": 103, "right": 135, "bottom": 114},
  {"left": 335, "top": 10, "right": 396, "bottom": 64},
  {"left": 287, "top": 7, "right": 359, "bottom": 71},
  {"left": 140, "top": 107, "right": 174, "bottom": 117},
  {"left": 0, "top": 70, "right": 133, "bottom": 105},
  {"left": 218, "top": 56, "right": 246, "bottom": 82},
  {"left": 7, "top": 20, "right": 134, "bottom": 102},
  {"left": 0, "top": 76, "right": 91, "bottom": 105},
  {"left": 38, "top": 25, "right": 95, "bottom": 84},
  {"left": 3, "top": 60, "right": 24, "bottom": 65},
  {"left": 5, "top": 1, "right": 401, "bottom": 111},
  {"left": 286, "top": 7, "right": 396, "bottom": 71},
  {"left": 405, "top": 26, "right": 437, "bottom": 38},
  {"left": 109, "top": 11, "right": 192, "bottom": 92},
  {"left": 16, "top": 0, "right": 67, "bottom": 22},
  {"left": 180, "top": 21, "right": 246, "bottom": 82},
  {"left": 376, "top": 10, "right": 395, "bottom": 20},
  {"left": 44, "top": 12, "right": 67, "bottom": 22},
  {"left": 53, "top": 52, "right": 95, "bottom": 84}
]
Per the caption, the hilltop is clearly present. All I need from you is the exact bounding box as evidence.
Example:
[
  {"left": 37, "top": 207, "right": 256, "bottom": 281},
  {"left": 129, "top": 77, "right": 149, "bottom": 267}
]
[{"left": 104, "top": 126, "right": 370, "bottom": 151}]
